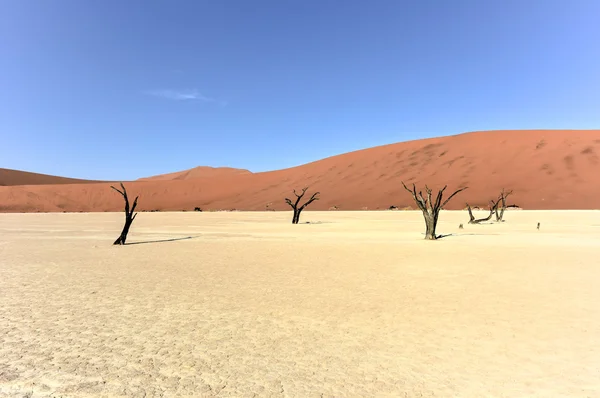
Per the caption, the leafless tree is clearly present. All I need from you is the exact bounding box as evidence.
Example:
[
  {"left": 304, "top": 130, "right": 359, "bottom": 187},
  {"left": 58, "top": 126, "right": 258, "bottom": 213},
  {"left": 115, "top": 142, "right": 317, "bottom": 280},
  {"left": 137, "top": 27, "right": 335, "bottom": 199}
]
[
  {"left": 495, "top": 189, "right": 513, "bottom": 222},
  {"left": 285, "top": 187, "right": 320, "bottom": 224},
  {"left": 111, "top": 183, "right": 139, "bottom": 245},
  {"left": 466, "top": 199, "right": 499, "bottom": 224},
  {"left": 402, "top": 182, "right": 467, "bottom": 240}
]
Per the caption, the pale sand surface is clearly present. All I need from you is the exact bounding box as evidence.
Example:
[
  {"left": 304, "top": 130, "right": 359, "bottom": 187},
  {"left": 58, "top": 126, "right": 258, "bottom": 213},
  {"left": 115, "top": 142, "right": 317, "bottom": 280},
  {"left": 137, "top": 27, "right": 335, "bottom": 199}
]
[{"left": 1, "top": 210, "right": 599, "bottom": 397}]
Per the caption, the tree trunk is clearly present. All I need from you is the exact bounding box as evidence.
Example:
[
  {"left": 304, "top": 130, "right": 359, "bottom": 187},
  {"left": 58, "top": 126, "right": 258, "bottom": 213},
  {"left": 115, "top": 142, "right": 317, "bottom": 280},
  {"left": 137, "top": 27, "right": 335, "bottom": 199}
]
[
  {"left": 292, "top": 209, "right": 299, "bottom": 224},
  {"left": 111, "top": 183, "right": 139, "bottom": 246},
  {"left": 495, "top": 189, "right": 512, "bottom": 222},
  {"left": 295, "top": 209, "right": 303, "bottom": 224},
  {"left": 496, "top": 206, "right": 505, "bottom": 222},
  {"left": 467, "top": 205, "right": 475, "bottom": 223},
  {"left": 423, "top": 211, "right": 438, "bottom": 240},
  {"left": 113, "top": 216, "right": 133, "bottom": 245}
]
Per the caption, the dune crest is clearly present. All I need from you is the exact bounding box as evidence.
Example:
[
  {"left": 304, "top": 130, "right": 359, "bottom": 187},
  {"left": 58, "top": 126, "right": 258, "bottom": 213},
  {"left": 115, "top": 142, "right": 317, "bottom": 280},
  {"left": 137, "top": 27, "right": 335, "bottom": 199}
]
[{"left": 138, "top": 166, "right": 252, "bottom": 181}]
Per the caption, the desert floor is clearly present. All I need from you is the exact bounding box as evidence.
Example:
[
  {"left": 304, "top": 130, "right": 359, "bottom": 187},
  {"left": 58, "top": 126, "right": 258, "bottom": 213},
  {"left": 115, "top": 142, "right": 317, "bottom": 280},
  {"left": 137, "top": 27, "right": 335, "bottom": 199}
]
[{"left": 1, "top": 210, "right": 599, "bottom": 397}]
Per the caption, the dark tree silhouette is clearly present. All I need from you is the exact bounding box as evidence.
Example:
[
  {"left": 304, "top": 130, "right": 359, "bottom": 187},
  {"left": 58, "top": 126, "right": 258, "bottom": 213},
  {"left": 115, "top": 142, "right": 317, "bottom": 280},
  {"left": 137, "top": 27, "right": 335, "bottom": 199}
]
[
  {"left": 466, "top": 199, "right": 499, "bottom": 224},
  {"left": 401, "top": 182, "right": 467, "bottom": 240},
  {"left": 285, "top": 187, "right": 320, "bottom": 224},
  {"left": 111, "top": 182, "right": 139, "bottom": 245},
  {"left": 495, "top": 189, "right": 513, "bottom": 222}
]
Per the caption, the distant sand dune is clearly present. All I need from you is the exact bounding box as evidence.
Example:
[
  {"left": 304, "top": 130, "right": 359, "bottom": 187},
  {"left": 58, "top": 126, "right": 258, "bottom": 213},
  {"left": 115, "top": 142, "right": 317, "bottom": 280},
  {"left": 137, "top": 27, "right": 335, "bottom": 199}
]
[
  {"left": 137, "top": 166, "right": 252, "bottom": 181},
  {"left": 2, "top": 130, "right": 600, "bottom": 212},
  {"left": 0, "top": 168, "right": 106, "bottom": 187}
]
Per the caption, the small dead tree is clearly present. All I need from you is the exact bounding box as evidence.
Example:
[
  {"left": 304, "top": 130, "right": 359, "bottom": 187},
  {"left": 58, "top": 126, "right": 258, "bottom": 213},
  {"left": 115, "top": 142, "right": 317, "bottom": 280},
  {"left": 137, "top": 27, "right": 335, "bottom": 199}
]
[
  {"left": 466, "top": 199, "right": 499, "bottom": 224},
  {"left": 401, "top": 182, "right": 467, "bottom": 240},
  {"left": 111, "top": 182, "right": 139, "bottom": 245},
  {"left": 495, "top": 189, "right": 513, "bottom": 222},
  {"left": 285, "top": 187, "right": 320, "bottom": 224}
]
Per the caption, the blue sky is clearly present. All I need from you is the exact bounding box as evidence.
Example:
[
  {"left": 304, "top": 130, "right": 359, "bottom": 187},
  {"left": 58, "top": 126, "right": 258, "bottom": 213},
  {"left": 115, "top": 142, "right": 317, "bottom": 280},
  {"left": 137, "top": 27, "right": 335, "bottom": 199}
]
[{"left": 2, "top": 1, "right": 600, "bottom": 180}]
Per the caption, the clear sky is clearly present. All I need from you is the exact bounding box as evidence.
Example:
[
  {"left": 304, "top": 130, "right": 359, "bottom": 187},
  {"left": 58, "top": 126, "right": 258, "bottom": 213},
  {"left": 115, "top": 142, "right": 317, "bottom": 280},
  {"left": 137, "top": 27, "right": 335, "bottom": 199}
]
[{"left": 2, "top": 1, "right": 600, "bottom": 180}]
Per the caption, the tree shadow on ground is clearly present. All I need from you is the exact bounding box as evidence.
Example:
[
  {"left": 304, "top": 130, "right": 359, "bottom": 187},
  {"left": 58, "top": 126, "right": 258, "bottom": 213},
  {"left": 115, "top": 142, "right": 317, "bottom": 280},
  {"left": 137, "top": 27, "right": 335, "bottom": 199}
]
[
  {"left": 434, "top": 232, "right": 501, "bottom": 239},
  {"left": 125, "top": 236, "right": 197, "bottom": 246}
]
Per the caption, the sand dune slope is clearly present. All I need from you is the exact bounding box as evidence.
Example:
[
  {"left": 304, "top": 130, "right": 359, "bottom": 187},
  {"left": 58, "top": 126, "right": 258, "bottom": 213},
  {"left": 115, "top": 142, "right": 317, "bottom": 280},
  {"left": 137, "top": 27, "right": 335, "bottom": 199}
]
[
  {"left": 1, "top": 130, "right": 599, "bottom": 212},
  {"left": 0, "top": 168, "right": 104, "bottom": 187}
]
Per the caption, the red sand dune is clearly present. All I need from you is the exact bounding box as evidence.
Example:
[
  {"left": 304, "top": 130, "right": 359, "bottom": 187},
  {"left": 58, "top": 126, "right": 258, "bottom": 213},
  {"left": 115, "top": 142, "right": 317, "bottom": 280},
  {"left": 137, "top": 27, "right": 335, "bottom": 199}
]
[
  {"left": 137, "top": 166, "right": 251, "bottom": 181},
  {"left": 1, "top": 130, "right": 599, "bottom": 212},
  {"left": 0, "top": 168, "right": 105, "bottom": 187}
]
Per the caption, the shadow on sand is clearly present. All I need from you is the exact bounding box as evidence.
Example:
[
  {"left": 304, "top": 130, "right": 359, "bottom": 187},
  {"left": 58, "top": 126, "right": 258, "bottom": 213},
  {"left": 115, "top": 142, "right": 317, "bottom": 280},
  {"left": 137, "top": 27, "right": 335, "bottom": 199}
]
[
  {"left": 431, "top": 232, "right": 501, "bottom": 239},
  {"left": 125, "top": 236, "right": 197, "bottom": 246}
]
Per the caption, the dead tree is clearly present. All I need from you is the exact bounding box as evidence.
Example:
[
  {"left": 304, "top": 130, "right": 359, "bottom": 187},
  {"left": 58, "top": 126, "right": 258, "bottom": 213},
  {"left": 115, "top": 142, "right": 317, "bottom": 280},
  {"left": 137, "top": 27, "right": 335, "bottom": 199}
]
[
  {"left": 111, "top": 182, "right": 139, "bottom": 245},
  {"left": 401, "top": 182, "right": 467, "bottom": 240},
  {"left": 495, "top": 189, "right": 513, "bottom": 222},
  {"left": 285, "top": 187, "right": 320, "bottom": 224},
  {"left": 466, "top": 199, "right": 499, "bottom": 224}
]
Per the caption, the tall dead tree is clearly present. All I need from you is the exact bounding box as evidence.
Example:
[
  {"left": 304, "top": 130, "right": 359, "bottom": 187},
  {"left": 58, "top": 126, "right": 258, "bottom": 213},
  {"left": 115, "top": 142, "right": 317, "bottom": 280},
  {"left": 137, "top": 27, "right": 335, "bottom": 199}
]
[
  {"left": 111, "top": 182, "right": 139, "bottom": 245},
  {"left": 285, "top": 187, "right": 320, "bottom": 224},
  {"left": 466, "top": 199, "right": 499, "bottom": 224},
  {"left": 401, "top": 182, "right": 467, "bottom": 240},
  {"left": 495, "top": 189, "right": 513, "bottom": 222}
]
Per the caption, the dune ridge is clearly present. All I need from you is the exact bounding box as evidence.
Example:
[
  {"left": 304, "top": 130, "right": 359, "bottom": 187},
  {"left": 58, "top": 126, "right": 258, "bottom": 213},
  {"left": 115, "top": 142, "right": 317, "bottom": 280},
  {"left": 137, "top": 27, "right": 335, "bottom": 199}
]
[
  {"left": 1, "top": 129, "right": 599, "bottom": 212},
  {"left": 137, "top": 166, "right": 252, "bottom": 181}
]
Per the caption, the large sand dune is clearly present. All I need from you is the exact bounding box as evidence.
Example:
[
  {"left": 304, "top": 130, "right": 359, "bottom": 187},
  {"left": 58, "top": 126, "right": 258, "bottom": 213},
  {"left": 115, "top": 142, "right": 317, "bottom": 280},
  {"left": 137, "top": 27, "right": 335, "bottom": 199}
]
[
  {"left": 1, "top": 210, "right": 599, "bottom": 396},
  {"left": 2, "top": 130, "right": 600, "bottom": 212}
]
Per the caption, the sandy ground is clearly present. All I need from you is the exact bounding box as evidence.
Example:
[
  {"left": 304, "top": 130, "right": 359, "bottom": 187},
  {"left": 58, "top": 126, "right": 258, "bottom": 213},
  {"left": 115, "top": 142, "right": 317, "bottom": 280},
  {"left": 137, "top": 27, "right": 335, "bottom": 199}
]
[{"left": 1, "top": 210, "right": 599, "bottom": 397}]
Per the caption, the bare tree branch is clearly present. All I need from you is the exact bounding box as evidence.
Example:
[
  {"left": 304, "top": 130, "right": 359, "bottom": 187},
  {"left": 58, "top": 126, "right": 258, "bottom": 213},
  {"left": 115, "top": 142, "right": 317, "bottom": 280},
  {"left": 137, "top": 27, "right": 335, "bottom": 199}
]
[
  {"left": 441, "top": 186, "right": 468, "bottom": 208},
  {"left": 425, "top": 185, "right": 433, "bottom": 208},
  {"left": 131, "top": 196, "right": 139, "bottom": 213},
  {"left": 110, "top": 185, "right": 125, "bottom": 197},
  {"left": 401, "top": 182, "right": 427, "bottom": 212},
  {"left": 293, "top": 188, "right": 308, "bottom": 198},
  {"left": 299, "top": 192, "right": 320, "bottom": 211},
  {"left": 466, "top": 201, "right": 496, "bottom": 224},
  {"left": 434, "top": 185, "right": 446, "bottom": 209}
]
